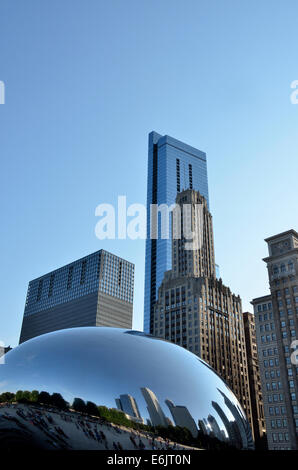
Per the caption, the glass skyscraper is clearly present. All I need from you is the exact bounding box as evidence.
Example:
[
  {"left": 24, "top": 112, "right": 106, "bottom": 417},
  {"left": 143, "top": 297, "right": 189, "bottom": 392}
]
[
  {"left": 20, "top": 249, "right": 134, "bottom": 343},
  {"left": 144, "top": 131, "right": 209, "bottom": 333}
]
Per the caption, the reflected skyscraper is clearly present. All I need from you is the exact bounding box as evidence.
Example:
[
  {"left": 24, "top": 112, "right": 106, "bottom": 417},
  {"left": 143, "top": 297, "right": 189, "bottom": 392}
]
[
  {"left": 207, "top": 414, "right": 222, "bottom": 440},
  {"left": 144, "top": 131, "right": 209, "bottom": 334},
  {"left": 217, "top": 389, "right": 254, "bottom": 450},
  {"left": 115, "top": 394, "right": 142, "bottom": 421},
  {"left": 0, "top": 327, "right": 254, "bottom": 449},
  {"left": 212, "top": 400, "right": 240, "bottom": 447},
  {"left": 165, "top": 399, "right": 198, "bottom": 437},
  {"left": 198, "top": 419, "right": 208, "bottom": 435},
  {"left": 141, "top": 387, "right": 168, "bottom": 427}
]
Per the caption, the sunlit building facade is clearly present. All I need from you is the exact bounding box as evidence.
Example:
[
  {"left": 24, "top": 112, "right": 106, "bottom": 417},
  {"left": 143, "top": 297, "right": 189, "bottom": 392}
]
[{"left": 252, "top": 229, "right": 298, "bottom": 450}]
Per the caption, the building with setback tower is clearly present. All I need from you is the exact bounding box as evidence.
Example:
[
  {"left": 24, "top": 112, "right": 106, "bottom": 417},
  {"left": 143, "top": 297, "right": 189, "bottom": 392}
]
[
  {"left": 152, "top": 189, "right": 253, "bottom": 433},
  {"left": 144, "top": 131, "right": 209, "bottom": 334}
]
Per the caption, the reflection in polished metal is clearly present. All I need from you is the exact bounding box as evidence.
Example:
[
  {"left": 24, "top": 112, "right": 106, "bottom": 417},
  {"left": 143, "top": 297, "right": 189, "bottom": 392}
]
[{"left": 1, "top": 327, "right": 253, "bottom": 449}]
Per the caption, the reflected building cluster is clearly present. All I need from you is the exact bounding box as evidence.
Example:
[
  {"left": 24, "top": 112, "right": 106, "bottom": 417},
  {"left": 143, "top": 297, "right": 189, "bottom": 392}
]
[
  {"left": 0, "top": 327, "right": 254, "bottom": 449},
  {"left": 117, "top": 385, "right": 254, "bottom": 449},
  {"left": 216, "top": 389, "right": 254, "bottom": 449},
  {"left": 115, "top": 385, "right": 254, "bottom": 448}
]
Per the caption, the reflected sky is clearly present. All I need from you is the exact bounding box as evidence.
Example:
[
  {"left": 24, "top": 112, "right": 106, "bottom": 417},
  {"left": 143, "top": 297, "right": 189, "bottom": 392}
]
[{"left": 0, "top": 327, "right": 253, "bottom": 449}]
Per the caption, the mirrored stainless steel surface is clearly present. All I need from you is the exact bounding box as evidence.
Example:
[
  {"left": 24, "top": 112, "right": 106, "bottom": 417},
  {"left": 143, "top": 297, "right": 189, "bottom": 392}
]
[{"left": 0, "top": 327, "right": 253, "bottom": 449}]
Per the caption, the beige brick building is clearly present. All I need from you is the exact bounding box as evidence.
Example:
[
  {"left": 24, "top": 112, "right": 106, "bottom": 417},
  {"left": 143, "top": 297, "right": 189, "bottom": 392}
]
[{"left": 252, "top": 230, "right": 298, "bottom": 450}]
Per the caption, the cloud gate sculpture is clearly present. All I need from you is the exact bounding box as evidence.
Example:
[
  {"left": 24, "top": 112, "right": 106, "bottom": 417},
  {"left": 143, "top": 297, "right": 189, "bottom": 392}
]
[{"left": 0, "top": 327, "right": 254, "bottom": 449}]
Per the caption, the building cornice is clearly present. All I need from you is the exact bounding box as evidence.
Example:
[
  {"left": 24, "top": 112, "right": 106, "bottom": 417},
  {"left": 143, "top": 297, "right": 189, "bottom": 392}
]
[
  {"left": 250, "top": 294, "right": 271, "bottom": 305},
  {"left": 264, "top": 229, "right": 298, "bottom": 243},
  {"left": 263, "top": 247, "right": 298, "bottom": 263}
]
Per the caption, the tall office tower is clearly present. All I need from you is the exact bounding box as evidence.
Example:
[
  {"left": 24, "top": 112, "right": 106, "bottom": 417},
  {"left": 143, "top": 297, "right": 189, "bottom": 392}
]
[
  {"left": 165, "top": 399, "right": 198, "bottom": 437},
  {"left": 251, "top": 230, "right": 298, "bottom": 450},
  {"left": 207, "top": 414, "right": 223, "bottom": 440},
  {"left": 115, "top": 394, "right": 143, "bottom": 423},
  {"left": 144, "top": 131, "right": 209, "bottom": 334},
  {"left": 141, "top": 387, "right": 169, "bottom": 427},
  {"left": 153, "top": 189, "right": 253, "bottom": 431},
  {"left": 19, "top": 250, "right": 134, "bottom": 343},
  {"left": 242, "top": 311, "right": 266, "bottom": 448}
]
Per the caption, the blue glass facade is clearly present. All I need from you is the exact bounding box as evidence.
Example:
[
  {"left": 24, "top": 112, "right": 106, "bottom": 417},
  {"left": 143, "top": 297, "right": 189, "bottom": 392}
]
[{"left": 144, "top": 131, "right": 209, "bottom": 333}]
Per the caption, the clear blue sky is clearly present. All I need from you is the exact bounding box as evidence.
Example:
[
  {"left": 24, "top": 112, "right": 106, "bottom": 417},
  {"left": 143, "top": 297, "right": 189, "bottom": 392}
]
[{"left": 1, "top": 0, "right": 298, "bottom": 347}]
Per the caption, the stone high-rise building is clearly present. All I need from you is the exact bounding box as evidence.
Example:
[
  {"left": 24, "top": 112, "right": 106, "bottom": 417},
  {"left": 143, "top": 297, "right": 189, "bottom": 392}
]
[
  {"left": 252, "top": 230, "right": 298, "bottom": 450},
  {"left": 171, "top": 190, "right": 215, "bottom": 279},
  {"left": 152, "top": 189, "right": 253, "bottom": 436},
  {"left": 19, "top": 249, "right": 134, "bottom": 343},
  {"left": 242, "top": 311, "right": 267, "bottom": 448}
]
